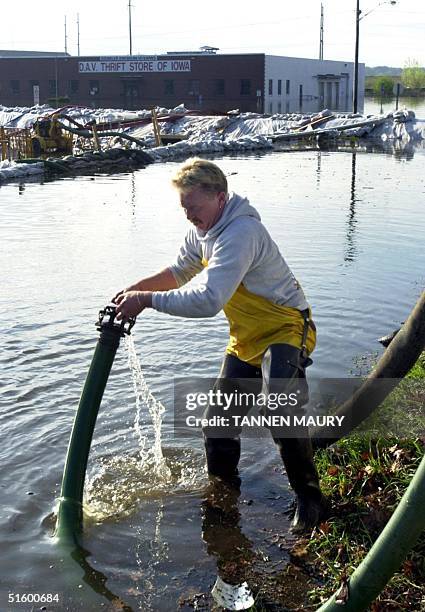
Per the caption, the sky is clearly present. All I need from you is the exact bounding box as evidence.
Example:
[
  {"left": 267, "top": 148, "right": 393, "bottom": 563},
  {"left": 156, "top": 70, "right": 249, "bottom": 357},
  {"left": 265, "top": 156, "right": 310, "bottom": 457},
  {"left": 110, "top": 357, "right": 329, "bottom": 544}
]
[{"left": 2, "top": 0, "right": 424, "bottom": 67}]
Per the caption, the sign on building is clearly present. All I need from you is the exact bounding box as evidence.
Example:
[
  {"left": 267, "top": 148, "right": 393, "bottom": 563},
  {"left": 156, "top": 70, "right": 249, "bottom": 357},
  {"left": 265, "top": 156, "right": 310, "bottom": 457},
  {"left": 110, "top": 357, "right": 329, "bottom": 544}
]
[{"left": 79, "top": 58, "right": 191, "bottom": 73}]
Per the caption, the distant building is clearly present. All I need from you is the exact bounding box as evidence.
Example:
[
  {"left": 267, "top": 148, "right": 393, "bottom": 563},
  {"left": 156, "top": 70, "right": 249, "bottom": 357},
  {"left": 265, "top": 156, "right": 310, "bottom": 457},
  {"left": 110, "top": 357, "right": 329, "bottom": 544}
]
[
  {"left": 0, "top": 50, "right": 70, "bottom": 58},
  {"left": 0, "top": 49, "right": 364, "bottom": 113}
]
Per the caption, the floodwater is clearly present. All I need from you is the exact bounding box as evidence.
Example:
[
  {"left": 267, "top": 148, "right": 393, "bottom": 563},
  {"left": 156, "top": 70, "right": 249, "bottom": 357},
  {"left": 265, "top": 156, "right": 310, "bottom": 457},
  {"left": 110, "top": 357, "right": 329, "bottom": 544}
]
[
  {"left": 364, "top": 95, "right": 425, "bottom": 117},
  {"left": 1, "top": 149, "right": 424, "bottom": 611}
]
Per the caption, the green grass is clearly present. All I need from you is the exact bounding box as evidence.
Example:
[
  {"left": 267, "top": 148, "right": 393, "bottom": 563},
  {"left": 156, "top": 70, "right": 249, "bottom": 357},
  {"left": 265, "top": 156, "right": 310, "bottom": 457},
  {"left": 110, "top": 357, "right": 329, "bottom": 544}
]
[{"left": 358, "top": 352, "right": 425, "bottom": 438}]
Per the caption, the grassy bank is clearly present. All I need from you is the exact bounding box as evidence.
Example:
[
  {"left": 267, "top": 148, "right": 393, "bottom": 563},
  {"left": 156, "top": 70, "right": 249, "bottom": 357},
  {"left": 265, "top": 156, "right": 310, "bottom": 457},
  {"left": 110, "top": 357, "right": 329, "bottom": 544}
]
[{"left": 305, "top": 353, "right": 425, "bottom": 611}]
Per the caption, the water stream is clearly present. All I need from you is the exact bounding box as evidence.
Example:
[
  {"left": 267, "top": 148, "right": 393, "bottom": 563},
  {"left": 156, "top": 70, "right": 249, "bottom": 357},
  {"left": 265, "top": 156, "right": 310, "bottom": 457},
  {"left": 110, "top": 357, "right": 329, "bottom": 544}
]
[
  {"left": 84, "top": 334, "right": 205, "bottom": 523},
  {"left": 126, "top": 334, "right": 171, "bottom": 481}
]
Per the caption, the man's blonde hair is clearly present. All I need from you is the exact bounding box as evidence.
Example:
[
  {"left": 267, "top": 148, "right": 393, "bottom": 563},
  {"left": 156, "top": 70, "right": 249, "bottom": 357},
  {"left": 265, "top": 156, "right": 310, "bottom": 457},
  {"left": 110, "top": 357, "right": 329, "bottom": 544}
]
[{"left": 171, "top": 158, "right": 228, "bottom": 194}]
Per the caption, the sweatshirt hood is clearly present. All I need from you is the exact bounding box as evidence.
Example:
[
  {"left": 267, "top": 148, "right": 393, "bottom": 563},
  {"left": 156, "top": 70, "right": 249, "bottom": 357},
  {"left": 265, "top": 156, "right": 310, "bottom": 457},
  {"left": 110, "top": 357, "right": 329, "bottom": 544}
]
[{"left": 196, "top": 192, "right": 261, "bottom": 241}]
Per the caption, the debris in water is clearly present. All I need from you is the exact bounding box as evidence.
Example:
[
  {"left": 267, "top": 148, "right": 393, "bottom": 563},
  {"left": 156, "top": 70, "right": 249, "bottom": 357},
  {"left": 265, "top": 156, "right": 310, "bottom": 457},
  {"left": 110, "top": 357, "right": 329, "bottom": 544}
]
[{"left": 211, "top": 575, "right": 254, "bottom": 610}]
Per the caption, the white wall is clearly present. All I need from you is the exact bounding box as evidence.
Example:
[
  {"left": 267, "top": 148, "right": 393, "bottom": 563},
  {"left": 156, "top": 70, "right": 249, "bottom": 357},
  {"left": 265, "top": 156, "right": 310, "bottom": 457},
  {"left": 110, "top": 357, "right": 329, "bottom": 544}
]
[{"left": 264, "top": 55, "right": 365, "bottom": 114}]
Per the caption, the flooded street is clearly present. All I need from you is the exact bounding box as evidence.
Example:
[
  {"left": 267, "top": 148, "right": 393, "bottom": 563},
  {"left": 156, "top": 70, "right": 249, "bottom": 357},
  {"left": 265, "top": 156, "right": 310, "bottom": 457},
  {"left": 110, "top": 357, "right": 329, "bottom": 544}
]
[
  {"left": 1, "top": 149, "right": 424, "bottom": 610},
  {"left": 364, "top": 95, "right": 425, "bottom": 117}
]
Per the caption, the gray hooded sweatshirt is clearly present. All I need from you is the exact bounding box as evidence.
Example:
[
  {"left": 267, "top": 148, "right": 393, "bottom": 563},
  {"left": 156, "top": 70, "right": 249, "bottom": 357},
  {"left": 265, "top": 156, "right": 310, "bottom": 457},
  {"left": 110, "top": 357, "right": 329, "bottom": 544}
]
[{"left": 152, "top": 192, "right": 309, "bottom": 317}]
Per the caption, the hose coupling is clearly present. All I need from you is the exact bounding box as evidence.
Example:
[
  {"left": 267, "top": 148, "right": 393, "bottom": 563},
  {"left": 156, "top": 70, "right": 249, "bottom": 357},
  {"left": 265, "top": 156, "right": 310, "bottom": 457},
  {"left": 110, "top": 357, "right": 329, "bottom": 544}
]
[{"left": 96, "top": 305, "right": 135, "bottom": 337}]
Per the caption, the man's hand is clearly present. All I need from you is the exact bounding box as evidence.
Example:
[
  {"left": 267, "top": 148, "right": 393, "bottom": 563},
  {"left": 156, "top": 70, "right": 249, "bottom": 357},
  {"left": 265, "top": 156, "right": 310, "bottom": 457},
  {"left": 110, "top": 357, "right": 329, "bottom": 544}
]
[
  {"left": 112, "top": 283, "right": 139, "bottom": 304},
  {"left": 113, "top": 291, "right": 153, "bottom": 321}
]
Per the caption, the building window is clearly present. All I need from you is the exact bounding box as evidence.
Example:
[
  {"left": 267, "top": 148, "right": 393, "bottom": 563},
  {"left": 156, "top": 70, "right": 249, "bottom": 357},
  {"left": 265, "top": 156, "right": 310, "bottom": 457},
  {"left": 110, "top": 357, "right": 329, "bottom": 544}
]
[
  {"left": 278, "top": 79, "right": 282, "bottom": 95},
  {"left": 326, "top": 81, "right": 332, "bottom": 108},
  {"left": 286, "top": 79, "right": 290, "bottom": 95},
  {"left": 319, "top": 81, "right": 325, "bottom": 106},
  {"left": 213, "top": 79, "right": 225, "bottom": 95},
  {"left": 240, "top": 79, "right": 251, "bottom": 95},
  {"left": 269, "top": 102, "right": 273, "bottom": 114},
  {"left": 335, "top": 82, "right": 340, "bottom": 109},
  {"left": 278, "top": 101, "right": 282, "bottom": 113},
  {"left": 164, "top": 79, "right": 174, "bottom": 95},
  {"left": 123, "top": 81, "right": 139, "bottom": 98},
  {"left": 89, "top": 80, "right": 100, "bottom": 95},
  {"left": 299, "top": 84, "right": 303, "bottom": 110},
  {"left": 69, "top": 80, "right": 79, "bottom": 94},
  {"left": 188, "top": 80, "right": 200, "bottom": 95},
  {"left": 10, "top": 80, "right": 20, "bottom": 94},
  {"left": 268, "top": 79, "right": 273, "bottom": 95},
  {"left": 49, "top": 80, "right": 57, "bottom": 95}
]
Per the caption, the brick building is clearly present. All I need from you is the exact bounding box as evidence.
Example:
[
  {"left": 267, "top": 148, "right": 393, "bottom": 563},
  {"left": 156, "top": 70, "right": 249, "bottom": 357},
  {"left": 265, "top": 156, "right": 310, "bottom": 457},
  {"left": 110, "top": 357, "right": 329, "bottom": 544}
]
[{"left": 0, "top": 49, "right": 364, "bottom": 113}]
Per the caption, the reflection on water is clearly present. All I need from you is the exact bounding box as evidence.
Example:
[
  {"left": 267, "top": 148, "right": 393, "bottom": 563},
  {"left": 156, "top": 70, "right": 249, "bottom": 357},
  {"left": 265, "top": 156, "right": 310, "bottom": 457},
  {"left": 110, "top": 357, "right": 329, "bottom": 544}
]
[
  {"left": 70, "top": 545, "right": 133, "bottom": 611},
  {"left": 1, "top": 150, "right": 424, "bottom": 610},
  {"left": 130, "top": 172, "right": 136, "bottom": 216},
  {"left": 345, "top": 152, "right": 358, "bottom": 264},
  {"left": 202, "top": 475, "right": 255, "bottom": 585},
  {"left": 134, "top": 503, "right": 169, "bottom": 611},
  {"left": 275, "top": 136, "right": 424, "bottom": 161},
  {"left": 364, "top": 95, "right": 425, "bottom": 117},
  {"left": 316, "top": 150, "right": 322, "bottom": 188}
]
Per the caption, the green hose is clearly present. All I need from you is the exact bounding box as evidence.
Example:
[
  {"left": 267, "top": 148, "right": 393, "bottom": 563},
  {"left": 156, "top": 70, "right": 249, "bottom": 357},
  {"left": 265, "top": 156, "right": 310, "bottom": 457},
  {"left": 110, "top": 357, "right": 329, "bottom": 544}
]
[
  {"left": 317, "top": 452, "right": 425, "bottom": 611},
  {"left": 55, "top": 306, "right": 134, "bottom": 545}
]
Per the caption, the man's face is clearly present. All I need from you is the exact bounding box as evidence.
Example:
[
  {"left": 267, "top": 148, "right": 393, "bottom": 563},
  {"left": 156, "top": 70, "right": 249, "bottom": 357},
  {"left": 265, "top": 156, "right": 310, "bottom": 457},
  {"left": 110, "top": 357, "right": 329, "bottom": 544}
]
[{"left": 179, "top": 186, "right": 227, "bottom": 232}]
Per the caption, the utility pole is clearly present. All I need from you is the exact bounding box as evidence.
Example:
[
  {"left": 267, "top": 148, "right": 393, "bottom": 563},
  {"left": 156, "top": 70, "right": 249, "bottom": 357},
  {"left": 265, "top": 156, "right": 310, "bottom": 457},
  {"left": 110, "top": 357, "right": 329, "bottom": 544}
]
[
  {"left": 128, "top": 0, "right": 133, "bottom": 56},
  {"left": 77, "top": 13, "right": 80, "bottom": 56},
  {"left": 54, "top": 56, "right": 58, "bottom": 106},
  {"left": 319, "top": 3, "right": 324, "bottom": 60},
  {"left": 353, "top": 0, "right": 360, "bottom": 113},
  {"left": 353, "top": 0, "right": 397, "bottom": 114},
  {"left": 64, "top": 15, "right": 68, "bottom": 54}
]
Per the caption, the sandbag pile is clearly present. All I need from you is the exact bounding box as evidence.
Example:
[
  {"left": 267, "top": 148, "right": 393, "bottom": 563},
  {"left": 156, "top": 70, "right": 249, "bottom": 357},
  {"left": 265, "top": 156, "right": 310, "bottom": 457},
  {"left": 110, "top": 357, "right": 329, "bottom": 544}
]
[
  {"left": 0, "top": 149, "right": 153, "bottom": 184},
  {"left": 0, "top": 159, "right": 44, "bottom": 183},
  {"left": 43, "top": 148, "right": 153, "bottom": 175}
]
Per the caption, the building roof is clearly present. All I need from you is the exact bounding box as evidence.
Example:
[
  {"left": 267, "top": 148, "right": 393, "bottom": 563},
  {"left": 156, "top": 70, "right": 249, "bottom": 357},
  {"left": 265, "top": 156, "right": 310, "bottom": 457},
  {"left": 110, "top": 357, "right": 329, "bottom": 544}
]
[{"left": 0, "top": 50, "right": 70, "bottom": 58}]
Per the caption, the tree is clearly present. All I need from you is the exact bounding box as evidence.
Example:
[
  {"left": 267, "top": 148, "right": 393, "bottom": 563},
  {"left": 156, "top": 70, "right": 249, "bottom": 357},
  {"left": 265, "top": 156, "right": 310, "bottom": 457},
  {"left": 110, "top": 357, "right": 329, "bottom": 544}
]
[
  {"left": 401, "top": 58, "right": 425, "bottom": 90},
  {"left": 373, "top": 76, "right": 394, "bottom": 97}
]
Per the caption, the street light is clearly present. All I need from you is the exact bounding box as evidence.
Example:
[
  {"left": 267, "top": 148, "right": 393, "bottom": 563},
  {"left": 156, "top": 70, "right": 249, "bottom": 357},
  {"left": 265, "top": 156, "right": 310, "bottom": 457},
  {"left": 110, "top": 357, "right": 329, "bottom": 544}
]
[{"left": 353, "top": 0, "right": 397, "bottom": 113}]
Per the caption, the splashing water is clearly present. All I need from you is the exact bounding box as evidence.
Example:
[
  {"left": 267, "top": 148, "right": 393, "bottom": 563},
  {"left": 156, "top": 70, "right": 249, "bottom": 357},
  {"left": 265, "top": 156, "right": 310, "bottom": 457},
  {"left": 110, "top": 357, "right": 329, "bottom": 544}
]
[
  {"left": 125, "top": 335, "right": 171, "bottom": 482},
  {"left": 84, "top": 335, "right": 207, "bottom": 521}
]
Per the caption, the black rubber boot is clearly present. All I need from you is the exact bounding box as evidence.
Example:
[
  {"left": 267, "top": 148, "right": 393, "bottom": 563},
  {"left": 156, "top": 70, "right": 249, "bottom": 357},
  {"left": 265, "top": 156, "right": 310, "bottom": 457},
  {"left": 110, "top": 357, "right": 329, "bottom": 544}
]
[
  {"left": 204, "top": 436, "right": 241, "bottom": 478},
  {"left": 290, "top": 490, "right": 330, "bottom": 535},
  {"left": 261, "top": 343, "right": 328, "bottom": 534},
  {"left": 275, "top": 437, "right": 329, "bottom": 534}
]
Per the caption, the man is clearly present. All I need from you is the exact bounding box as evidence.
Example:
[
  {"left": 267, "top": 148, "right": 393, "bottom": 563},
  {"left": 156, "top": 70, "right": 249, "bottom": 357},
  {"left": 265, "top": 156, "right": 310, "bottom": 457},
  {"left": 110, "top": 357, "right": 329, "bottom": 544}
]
[{"left": 114, "top": 158, "right": 328, "bottom": 533}]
